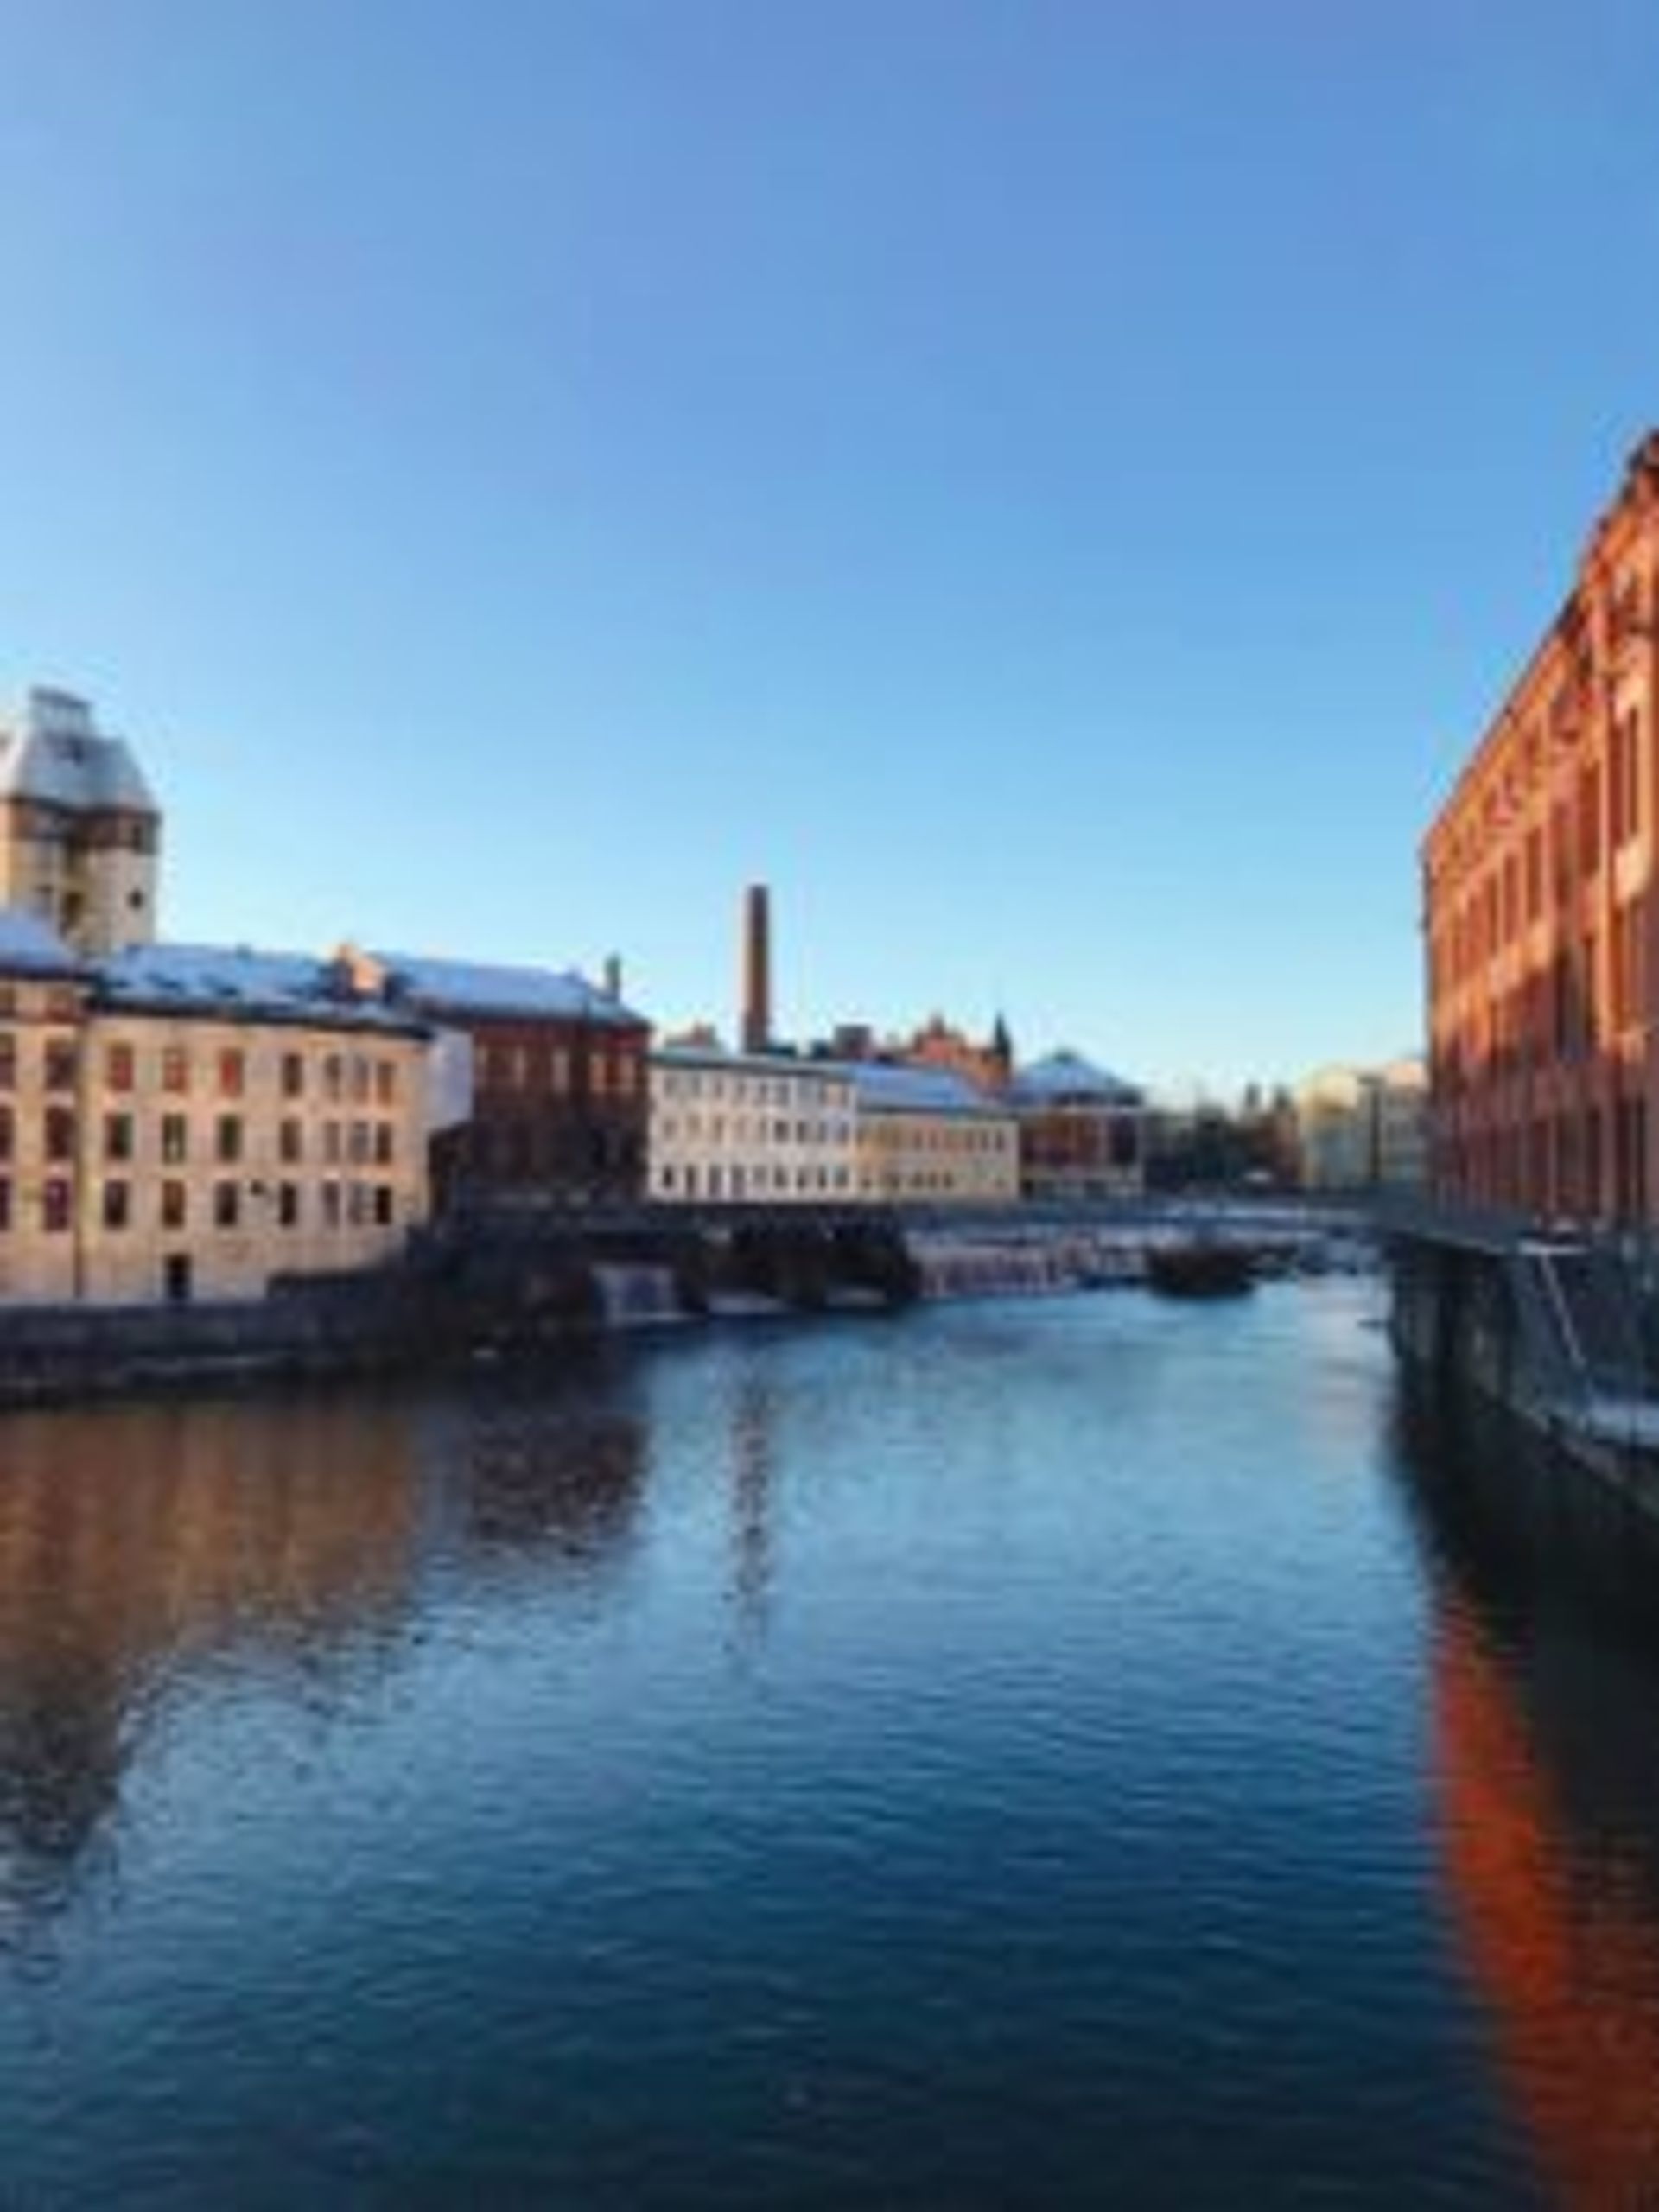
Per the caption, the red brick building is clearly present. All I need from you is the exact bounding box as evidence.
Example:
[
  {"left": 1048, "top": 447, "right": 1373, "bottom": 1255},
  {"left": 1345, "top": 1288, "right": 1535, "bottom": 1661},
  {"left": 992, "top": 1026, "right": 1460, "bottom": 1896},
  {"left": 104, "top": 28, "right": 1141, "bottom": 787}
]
[
  {"left": 1425, "top": 435, "right": 1659, "bottom": 1225},
  {"left": 344, "top": 950, "right": 651, "bottom": 1209}
]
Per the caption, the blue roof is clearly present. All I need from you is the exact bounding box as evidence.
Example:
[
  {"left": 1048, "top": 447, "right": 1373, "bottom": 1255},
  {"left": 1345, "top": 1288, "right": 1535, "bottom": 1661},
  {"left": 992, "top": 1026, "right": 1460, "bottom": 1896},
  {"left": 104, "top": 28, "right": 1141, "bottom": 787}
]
[
  {"left": 1011, "top": 1050, "right": 1141, "bottom": 1105},
  {"left": 836, "top": 1061, "right": 1012, "bottom": 1117},
  {"left": 374, "top": 950, "right": 645, "bottom": 1027},
  {"left": 95, "top": 943, "right": 420, "bottom": 1032},
  {"left": 0, "top": 907, "right": 79, "bottom": 976}
]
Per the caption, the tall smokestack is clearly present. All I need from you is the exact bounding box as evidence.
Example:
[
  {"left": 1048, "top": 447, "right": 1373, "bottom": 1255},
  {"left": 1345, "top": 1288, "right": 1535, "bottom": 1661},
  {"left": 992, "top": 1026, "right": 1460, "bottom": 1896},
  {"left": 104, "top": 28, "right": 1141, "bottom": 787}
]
[
  {"left": 602, "top": 953, "right": 623, "bottom": 1001},
  {"left": 741, "top": 883, "right": 772, "bottom": 1055}
]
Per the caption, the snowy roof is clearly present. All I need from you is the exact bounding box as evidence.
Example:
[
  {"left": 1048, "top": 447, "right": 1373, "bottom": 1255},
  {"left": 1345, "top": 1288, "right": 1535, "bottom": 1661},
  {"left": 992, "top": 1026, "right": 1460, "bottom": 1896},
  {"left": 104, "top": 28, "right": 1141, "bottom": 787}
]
[
  {"left": 0, "top": 907, "right": 80, "bottom": 976},
  {"left": 94, "top": 944, "right": 423, "bottom": 1033},
  {"left": 653, "top": 1041, "right": 853, "bottom": 1084},
  {"left": 0, "top": 689, "right": 157, "bottom": 815},
  {"left": 372, "top": 950, "right": 645, "bottom": 1028},
  {"left": 835, "top": 1061, "right": 1013, "bottom": 1118},
  {"left": 1010, "top": 1050, "right": 1141, "bottom": 1106}
]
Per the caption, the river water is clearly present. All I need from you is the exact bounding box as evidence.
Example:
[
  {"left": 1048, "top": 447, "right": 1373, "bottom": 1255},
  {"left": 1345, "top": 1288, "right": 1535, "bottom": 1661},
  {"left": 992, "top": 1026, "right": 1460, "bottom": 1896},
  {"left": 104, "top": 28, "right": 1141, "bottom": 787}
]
[{"left": 2, "top": 1278, "right": 1656, "bottom": 2208}]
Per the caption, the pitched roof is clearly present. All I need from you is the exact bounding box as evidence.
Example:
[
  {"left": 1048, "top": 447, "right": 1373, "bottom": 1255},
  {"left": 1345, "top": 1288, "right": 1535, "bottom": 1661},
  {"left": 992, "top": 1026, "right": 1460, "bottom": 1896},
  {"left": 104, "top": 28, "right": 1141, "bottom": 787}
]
[
  {"left": 1010, "top": 1050, "right": 1141, "bottom": 1105},
  {"left": 372, "top": 950, "right": 645, "bottom": 1027},
  {"left": 94, "top": 943, "right": 421, "bottom": 1033},
  {"left": 836, "top": 1061, "right": 1013, "bottom": 1117},
  {"left": 0, "top": 908, "right": 80, "bottom": 976},
  {"left": 0, "top": 690, "right": 157, "bottom": 814}
]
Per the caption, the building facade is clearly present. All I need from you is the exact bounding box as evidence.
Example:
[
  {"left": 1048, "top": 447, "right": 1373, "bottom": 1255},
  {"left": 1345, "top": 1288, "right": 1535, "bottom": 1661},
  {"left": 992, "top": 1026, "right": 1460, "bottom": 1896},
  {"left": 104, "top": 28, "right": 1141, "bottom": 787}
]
[
  {"left": 649, "top": 1045, "right": 857, "bottom": 1203},
  {"left": 1294, "top": 1058, "right": 1427, "bottom": 1192},
  {"left": 1425, "top": 434, "right": 1659, "bottom": 1225},
  {"left": 345, "top": 950, "right": 651, "bottom": 1210},
  {"left": 0, "top": 927, "right": 430, "bottom": 1305},
  {"left": 0, "top": 689, "right": 160, "bottom": 957},
  {"left": 1010, "top": 1050, "right": 1146, "bottom": 1198},
  {"left": 846, "top": 1063, "right": 1021, "bottom": 1205}
]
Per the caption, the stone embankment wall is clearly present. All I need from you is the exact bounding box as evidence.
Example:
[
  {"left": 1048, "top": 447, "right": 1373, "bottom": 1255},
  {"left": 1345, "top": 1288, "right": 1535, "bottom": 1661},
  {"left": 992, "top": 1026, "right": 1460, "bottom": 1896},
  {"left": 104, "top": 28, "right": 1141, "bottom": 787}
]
[{"left": 0, "top": 1217, "right": 922, "bottom": 1406}]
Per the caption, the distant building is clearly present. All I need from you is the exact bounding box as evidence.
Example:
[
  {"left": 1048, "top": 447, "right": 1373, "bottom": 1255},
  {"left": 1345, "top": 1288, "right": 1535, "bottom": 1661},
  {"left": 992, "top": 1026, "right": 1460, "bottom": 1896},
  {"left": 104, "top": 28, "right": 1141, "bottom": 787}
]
[
  {"left": 0, "top": 688, "right": 160, "bottom": 956},
  {"left": 0, "top": 923, "right": 431, "bottom": 1305},
  {"left": 844, "top": 1062, "right": 1020, "bottom": 1205},
  {"left": 649, "top": 1042, "right": 857, "bottom": 1203},
  {"left": 1010, "top": 1051, "right": 1145, "bottom": 1198},
  {"left": 344, "top": 949, "right": 651, "bottom": 1210},
  {"left": 1294, "top": 1058, "right": 1427, "bottom": 1192},
  {"left": 899, "top": 1013, "right": 1014, "bottom": 1095},
  {"left": 1425, "top": 433, "right": 1659, "bottom": 1224}
]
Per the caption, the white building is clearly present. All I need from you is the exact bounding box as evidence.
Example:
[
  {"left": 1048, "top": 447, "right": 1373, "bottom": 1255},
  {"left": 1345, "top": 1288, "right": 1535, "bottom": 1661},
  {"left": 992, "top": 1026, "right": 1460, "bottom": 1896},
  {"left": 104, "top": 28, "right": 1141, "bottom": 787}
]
[
  {"left": 649, "top": 1044, "right": 857, "bottom": 1203},
  {"left": 1295, "top": 1057, "right": 1427, "bottom": 1192},
  {"left": 0, "top": 688, "right": 161, "bottom": 957}
]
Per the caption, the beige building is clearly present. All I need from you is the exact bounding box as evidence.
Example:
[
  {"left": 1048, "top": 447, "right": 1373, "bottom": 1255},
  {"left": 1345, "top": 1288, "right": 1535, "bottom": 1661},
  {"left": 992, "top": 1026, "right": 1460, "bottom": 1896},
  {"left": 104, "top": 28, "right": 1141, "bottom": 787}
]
[
  {"left": 1294, "top": 1058, "right": 1427, "bottom": 1192},
  {"left": 650, "top": 1044, "right": 857, "bottom": 1202},
  {"left": 0, "top": 688, "right": 160, "bottom": 956},
  {"left": 846, "top": 1063, "right": 1021, "bottom": 1205},
  {"left": 0, "top": 925, "right": 432, "bottom": 1304}
]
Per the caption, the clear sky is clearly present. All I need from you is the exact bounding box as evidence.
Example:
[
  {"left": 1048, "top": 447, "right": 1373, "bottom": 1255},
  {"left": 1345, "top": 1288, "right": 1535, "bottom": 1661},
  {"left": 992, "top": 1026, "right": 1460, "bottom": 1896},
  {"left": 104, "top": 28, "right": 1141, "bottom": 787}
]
[{"left": 3, "top": 1, "right": 1658, "bottom": 1097}]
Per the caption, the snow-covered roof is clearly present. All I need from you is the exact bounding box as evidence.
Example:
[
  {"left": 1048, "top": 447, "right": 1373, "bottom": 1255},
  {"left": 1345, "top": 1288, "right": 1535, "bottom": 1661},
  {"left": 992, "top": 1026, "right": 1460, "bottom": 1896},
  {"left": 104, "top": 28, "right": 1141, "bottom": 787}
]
[
  {"left": 836, "top": 1062, "right": 1013, "bottom": 1118},
  {"left": 372, "top": 950, "right": 645, "bottom": 1028},
  {"left": 1010, "top": 1050, "right": 1141, "bottom": 1106},
  {"left": 95, "top": 944, "right": 422, "bottom": 1033},
  {"left": 0, "top": 907, "right": 80, "bottom": 976},
  {"left": 0, "top": 689, "right": 157, "bottom": 815},
  {"left": 653, "top": 1041, "right": 853, "bottom": 1084}
]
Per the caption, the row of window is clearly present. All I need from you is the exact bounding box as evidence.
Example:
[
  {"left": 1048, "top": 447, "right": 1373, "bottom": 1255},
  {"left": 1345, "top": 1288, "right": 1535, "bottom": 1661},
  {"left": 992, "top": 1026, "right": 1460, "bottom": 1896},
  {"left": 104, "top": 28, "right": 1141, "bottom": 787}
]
[
  {"left": 1438, "top": 1095, "right": 1650, "bottom": 1222},
  {"left": 867, "top": 1122, "right": 1015, "bottom": 1154},
  {"left": 0, "top": 1033, "right": 404, "bottom": 1103},
  {"left": 656, "top": 1070, "right": 850, "bottom": 1109},
  {"left": 0, "top": 1178, "right": 401, "bottom": 1235},
  {"left": 656, "top": 1162, "right": 854, "bottom": 1198},
  {"left": 0, "top": 1110, "right": 398, "bottom": 1169},
  {"left": 656, "top": 1114, "right": 855, "bottom": 1149},
  {"left": 479, "top": 1044, "right": 640, "bottom": 1096}
]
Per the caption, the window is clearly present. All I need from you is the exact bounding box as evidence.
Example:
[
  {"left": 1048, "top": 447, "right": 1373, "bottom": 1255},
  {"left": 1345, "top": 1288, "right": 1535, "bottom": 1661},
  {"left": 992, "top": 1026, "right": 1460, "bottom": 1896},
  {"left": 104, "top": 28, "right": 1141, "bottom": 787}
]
[
  {"left": 277, "top": 1183, "right": 301, "bottom": 1228},
  {"left": 373, "top": 1124, "right": 394, "bottom": 1166},
  {"left": 373, "top": 1185, "right": 394, "bottom": 1226},
  {"left": 281, "top": 1052, "right": 305, "bottom": 1098},
  {"left": 102, "top": 1179, "right": 130, "bottom": 1231},
  {"left": 0, "top": 1107, "right": 12, "bottom": 1162},
  {"left": 105, "top": 1112, "right": 134, "bottom": 1162},
  {"left": 352, "top": 1053, "right": 372, "bottom": 1103},
  {"left": 323, "top": 1121, "right": 342, "bottom": 1165},
  {"left": 161, "top": 1113, "right": 188, "bottom": 1165},
  {"left": 279, "top": 1117, "right": 303, "bottom": 1164},
  {"left": 0, "top": 1178, "right": 10, "bottom": 1231},
  {"left": 216, "top": 1114, "right": 243, "bottom": 1164},
  {"left": 321, "top": 1181, "right": 342, "bottom": 1228},
  {"left": 162, "top": 1046, "right": 189, "bottom": 1095},
  {"left": 324, "top": 1053, "right": 344, "bottom": 1102},
  {"left": 0, "top": 1035, "right": 15, "bottom": 1090},
  {"left": 219, "top": 1048, "right": 245, "bottom": 1098},
  {"left": 161, "top": 1180, "right": 188, "bottom": 1230},
  {"left": 213, "top": 1181, "right": 240, "bottom": 1230},
  {"left": 349, "top": 1120, "right": 371, "bottom": 1165},
  {"left": 374, "top": 1061, "right": 397, "bottom": 1106},
  {"left": 42, "top": 1178, "right": 72, "bottom": 1233},
  {"left": 44, "top": 1106, "right": 74, "bottom": 1161},
  {"left": 105, "top": 1042, "right": 136, "bottom": 1092},
  {"left": 44, "top": 1038, "right": 76, "bottom": 1091}
]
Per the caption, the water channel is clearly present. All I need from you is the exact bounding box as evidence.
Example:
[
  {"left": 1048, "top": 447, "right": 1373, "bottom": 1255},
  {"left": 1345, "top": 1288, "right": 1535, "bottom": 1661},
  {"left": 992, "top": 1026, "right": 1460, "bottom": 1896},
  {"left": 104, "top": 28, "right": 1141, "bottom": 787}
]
[{"left": 3, "top": 1277, "right": 1656, "bottom": 2206}]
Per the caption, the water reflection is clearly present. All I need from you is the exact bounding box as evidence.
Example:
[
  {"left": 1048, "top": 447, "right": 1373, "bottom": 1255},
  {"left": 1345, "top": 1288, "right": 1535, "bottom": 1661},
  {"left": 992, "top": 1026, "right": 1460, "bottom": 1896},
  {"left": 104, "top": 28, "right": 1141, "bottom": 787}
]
[
  {"left": 727, "top": 1376, "right": 779, "bottom": 1650},
  {"left": 1398, "top": 1388, "right": 1659, "bottom": 2209},
  {"left": 0, "top": 1375, "right": 645, "bottom": 1955}
]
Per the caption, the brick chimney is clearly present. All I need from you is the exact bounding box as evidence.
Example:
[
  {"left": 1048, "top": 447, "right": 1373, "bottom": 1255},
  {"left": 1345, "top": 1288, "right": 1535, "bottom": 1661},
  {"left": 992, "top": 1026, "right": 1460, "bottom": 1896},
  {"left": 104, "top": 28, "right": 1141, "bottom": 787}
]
[{"left": 741, "top": 883, "right": 772, "bottom": 1055}]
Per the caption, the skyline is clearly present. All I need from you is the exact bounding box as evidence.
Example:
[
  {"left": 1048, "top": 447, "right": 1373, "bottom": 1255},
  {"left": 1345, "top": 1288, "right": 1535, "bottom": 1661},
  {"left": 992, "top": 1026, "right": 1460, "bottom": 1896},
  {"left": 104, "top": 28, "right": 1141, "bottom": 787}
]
[{"left": 4, "top": 3, "right": 1659, "bottom": 1091}]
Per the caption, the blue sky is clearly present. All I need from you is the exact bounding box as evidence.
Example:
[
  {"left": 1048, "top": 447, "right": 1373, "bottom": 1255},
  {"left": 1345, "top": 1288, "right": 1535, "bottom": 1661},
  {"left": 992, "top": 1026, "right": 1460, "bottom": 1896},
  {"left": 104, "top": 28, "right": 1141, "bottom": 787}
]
[{"left": 3, "top": 1, "right": 1657, "bottom": 1096}]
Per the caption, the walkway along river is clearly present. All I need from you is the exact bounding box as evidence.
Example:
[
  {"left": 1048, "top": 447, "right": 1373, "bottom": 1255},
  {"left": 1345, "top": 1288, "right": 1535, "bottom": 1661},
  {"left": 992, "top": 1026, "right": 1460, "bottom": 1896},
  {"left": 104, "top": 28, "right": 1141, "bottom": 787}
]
[{"left": 1, "top": 1274, "right": 1650, "bottom": 2205}]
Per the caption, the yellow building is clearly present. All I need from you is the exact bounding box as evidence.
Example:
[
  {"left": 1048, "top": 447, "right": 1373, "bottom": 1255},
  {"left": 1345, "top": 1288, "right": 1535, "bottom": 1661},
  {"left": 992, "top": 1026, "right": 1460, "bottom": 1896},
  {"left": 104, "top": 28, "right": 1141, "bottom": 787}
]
[
  {"left": 0, "top": 688, "right": 160, "bottom": 956},
  {"left": 846, "top": 1063, "right": 1021, "bottom": 1205},
  {"left": 0, "top": 924, "right": 432, "bottom": 1305}
]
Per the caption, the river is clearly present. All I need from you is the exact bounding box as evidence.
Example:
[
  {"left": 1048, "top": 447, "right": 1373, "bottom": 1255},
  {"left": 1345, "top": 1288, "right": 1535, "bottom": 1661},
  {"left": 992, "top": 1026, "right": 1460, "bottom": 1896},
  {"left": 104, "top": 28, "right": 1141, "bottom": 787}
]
[{"left": 2, "top": 1277, "right": 1655, "bottom": 2207}]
